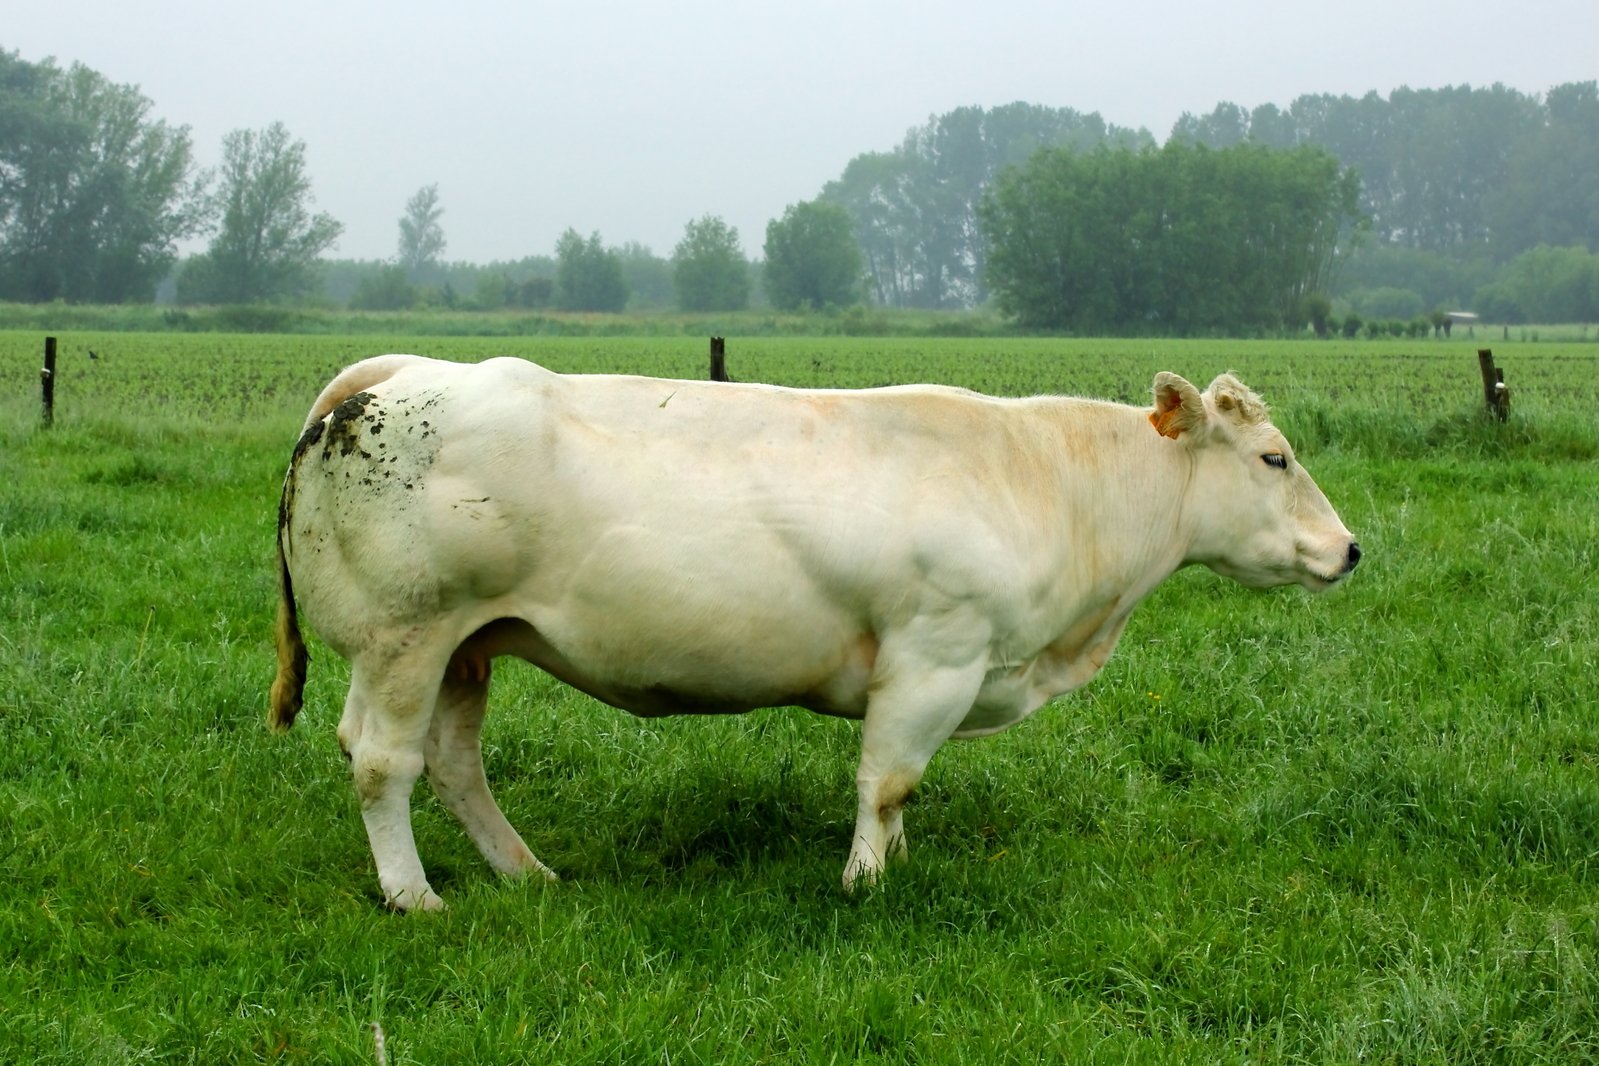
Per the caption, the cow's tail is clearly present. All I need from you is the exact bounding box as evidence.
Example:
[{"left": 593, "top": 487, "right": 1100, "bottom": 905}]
[
  {"left": 268, "top": 521, "right": 308, "bottom": 732},
  {"left": 269, "top": 354, "right": 428, "bottom": 732}
]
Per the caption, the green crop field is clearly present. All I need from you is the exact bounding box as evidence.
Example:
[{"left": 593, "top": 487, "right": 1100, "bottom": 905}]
[{"left": 2, "top": 330, "right": 1597, "bottom": 1063}]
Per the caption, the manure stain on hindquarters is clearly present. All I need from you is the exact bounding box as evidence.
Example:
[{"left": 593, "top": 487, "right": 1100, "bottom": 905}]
[
  {"left": 280, "top": 388, "right": 442, "bottom": 546},
  {"left": 277, "top": 419, "right": 326, "bottom": 538},
  {"left": 320, "top": 391, "right": 378, "bottom": 461},
  {"left": 280, "top": 390, "right": 384, "bottom": 541}
]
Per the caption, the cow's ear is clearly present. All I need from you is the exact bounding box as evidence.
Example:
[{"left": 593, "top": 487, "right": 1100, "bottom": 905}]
[
  {"left": 1149, "top": 372, "right": 1206, "bottom": 439},
  {"left": 1206, "top": 374, "right": 1270, "bottom": 426}
]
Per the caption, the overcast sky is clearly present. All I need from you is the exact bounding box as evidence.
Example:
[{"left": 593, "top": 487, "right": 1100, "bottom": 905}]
[{"left": 9, "top": 1, "right": 1595, "bottom": 264}]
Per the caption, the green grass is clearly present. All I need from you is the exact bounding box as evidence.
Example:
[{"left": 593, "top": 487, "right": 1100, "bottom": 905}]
[
  {"left": 1, "top": 333, "right": 1596, "bottom": 1062},
  {"left": 1, "top": 299, "right": 1595, "bottom": 344}
]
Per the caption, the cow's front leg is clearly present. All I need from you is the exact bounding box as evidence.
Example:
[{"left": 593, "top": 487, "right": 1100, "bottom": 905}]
[
  {"left": 342, "top": 657, "right": 444, "bottom": 912},
  {"left": 844, "top": 651, "right": 988, "bottom": 892}
]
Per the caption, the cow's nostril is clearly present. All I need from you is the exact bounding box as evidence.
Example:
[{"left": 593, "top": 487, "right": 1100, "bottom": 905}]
[{"left": 1346, "top": 541, "right": 1362, "bottom": 570}]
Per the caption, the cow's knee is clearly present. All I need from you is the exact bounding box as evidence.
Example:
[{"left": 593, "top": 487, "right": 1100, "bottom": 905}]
[{"left": 351, "top": 742, "right": 425, "bottom": 805}]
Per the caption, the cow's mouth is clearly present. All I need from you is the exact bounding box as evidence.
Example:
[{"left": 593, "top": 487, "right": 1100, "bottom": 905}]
[
  {"left": 1300, "top": 541, "right": 1359, "bottom": 590},
  {"left": 1299, "top": 567, "right": 1346, "bottom": 591}
]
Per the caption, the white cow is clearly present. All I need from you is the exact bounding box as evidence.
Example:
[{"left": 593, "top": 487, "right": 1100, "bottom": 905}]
[{"left": 271, "top": 355, "right": 1359, "bottom": 911}]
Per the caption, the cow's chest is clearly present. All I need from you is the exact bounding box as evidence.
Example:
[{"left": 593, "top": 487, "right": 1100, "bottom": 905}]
[{"left": 952, "top": 608, "right": 1134, "bottom": 739}]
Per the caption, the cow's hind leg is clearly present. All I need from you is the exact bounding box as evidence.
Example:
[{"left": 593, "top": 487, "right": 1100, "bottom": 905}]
[
  {"left": 425, "top": 656, "right": 558, "bottom": 883},
  {"left": 339, "top": 651, "right": 447, "bottom": 912}
]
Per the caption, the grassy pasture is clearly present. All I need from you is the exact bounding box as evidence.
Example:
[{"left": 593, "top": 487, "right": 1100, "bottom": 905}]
[{"left": 1, "top": 331, "right": 1597, "bottom": 1063}]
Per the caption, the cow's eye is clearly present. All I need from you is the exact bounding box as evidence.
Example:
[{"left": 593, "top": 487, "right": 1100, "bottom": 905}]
[{"left": 1262, "top": 453, "right": 1288, "bottom": 469}]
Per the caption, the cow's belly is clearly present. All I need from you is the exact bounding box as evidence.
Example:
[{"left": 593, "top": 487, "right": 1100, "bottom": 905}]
[
  {"left": 476, "top": 509, "right": 892, "bottom": 711},
  {"left": 464, "top": 612, "right": 879, "bottom": 719},
  {"left": 462, "top": 514, "right": 883, "bottom": 716}
]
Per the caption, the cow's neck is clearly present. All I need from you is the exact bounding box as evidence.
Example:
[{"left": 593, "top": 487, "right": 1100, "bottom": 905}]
[
  {"left": 1007, "top": 401, "right": 1196, "bottom": 687},
  {"left": 1039, "top": 398, "right": 1195, "bottom": 598}
]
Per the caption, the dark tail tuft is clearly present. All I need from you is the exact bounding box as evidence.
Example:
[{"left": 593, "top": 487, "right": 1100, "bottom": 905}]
[{"left": 269, "top": 498, "right": 308, "bottom": 732}]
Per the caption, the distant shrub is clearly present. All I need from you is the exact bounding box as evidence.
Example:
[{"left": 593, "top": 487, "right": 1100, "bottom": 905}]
[
  {"left": 1348, "top": 285, "right": 1425, "bottom": 321},
  {"left": 212, "top": 305, "right": 299, "bottom": 333},
  {"left": 1297, "top": 292, "right": 1334, "bottom": 337},
  {"left": 840, "top": 305, "right": 892, "bottom": 336},
  {"left": 1483, "top": 244, "right": 1599, "bottom": 323},
  {"left": 1473, "top": 282, "right": 1526, "bottom": 324},
  {"left": 348, "top": 266, "right": 418, "bottom": 311}
]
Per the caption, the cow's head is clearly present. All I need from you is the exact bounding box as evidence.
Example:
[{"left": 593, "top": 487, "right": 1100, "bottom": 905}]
[{"left": 1150, "top": 372, "right": 1360, "bottom": 591}]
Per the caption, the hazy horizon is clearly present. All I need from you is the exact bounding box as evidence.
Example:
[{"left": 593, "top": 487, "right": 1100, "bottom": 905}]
[{"left": 9, "top": 0, "right": 1594, "bottom": 264}]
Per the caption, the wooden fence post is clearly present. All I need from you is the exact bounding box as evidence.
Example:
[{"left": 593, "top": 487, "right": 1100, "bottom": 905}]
[
  {"left": 1477, "top": 348, "right": 1509, "bottom": 421},
  {"left": 41, "top": 336, "right": 57, "bottom": 428},
  {"left": 709, "top": 336, "right": 732, "bottom": 382}
]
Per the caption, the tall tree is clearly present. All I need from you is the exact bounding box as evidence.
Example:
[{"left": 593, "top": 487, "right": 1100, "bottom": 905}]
[
  {"left": 1490, "top": 81, "right": 1599, "bottom": 257},
  {"left": 762, "top": 201, "right": 862, "bottom": 311},
  {"left": 616, "top": 242, "right": 672, "bottom": 311},
  {"left": 553, "top": 229, "right": 628, "bottom": 312},
  {"left": 0, "top": 50, "right": 206, "bottom": 303},
  {"left": 980, "top": 142, "right": 1362, "bottom": 333},
  {"left": 178, "top": 122, "right": 341, "bottom": 304},
  {"left": 1170, "top": 101, "right": 1250, "bottom": 147},
  {"left": 1174, "top": 86, "right": 1547, "bottom": 256},
  {"left": 822, "top": 103, "right": 1152, "bottom": 309},
  {"left": 822, "top": 151, "right": 914, "bottom": 307},
  {"left": 396, "top": 184, "right": 445, "bottom": 282},
  {"left": 672, "top": 215, "right": 748, "bottom": 311}
]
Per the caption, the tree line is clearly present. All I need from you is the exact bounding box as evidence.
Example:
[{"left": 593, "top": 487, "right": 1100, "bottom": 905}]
[
  {"left": 821, "top": 103, "right": 1151, "bottom": 309},
  {"left": 5, "top": 43, "right": 1598, "bottom": 329},
  {"left": 821, "top": 88, "right": 1599, "bottom": 327},
  {"left": 0, "top": 49, "right": 344, "bottom": 307},
  {"left": 980, "top": 143, "right": 1361, "bottom": 333},
  {"left": 328, "top": 206, "right": 859, "bottom": 315},
  {"left": 1172, "top": 83, "right": 1599, "bottom": 325},
  {"left": 0, "top": 50, "right": 205, "bottom": 303},
  {"left": 0, "top": 48, "right": 859, "bottom": 315},
  {"left": 1172, "top": 84, "right": 1599, "bottom": 260}
]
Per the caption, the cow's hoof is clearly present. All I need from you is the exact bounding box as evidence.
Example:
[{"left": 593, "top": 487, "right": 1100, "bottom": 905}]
[
  {"left": 841, "top": 861, "right": 883, "bottom": 894},
  {"left": 508, "top": 861, "right": 559, "bottom": 885},
  {"left": 386, "top": 887, "right": 446, "bottom": 913}
]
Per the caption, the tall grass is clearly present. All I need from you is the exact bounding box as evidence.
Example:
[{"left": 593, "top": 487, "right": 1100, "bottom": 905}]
[
  {"left": 0, "top": 302, "right": 1021, "bottom": 339},
  {"left": 1, "top": 334, "right": 1595, "bottom": 1061}
]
